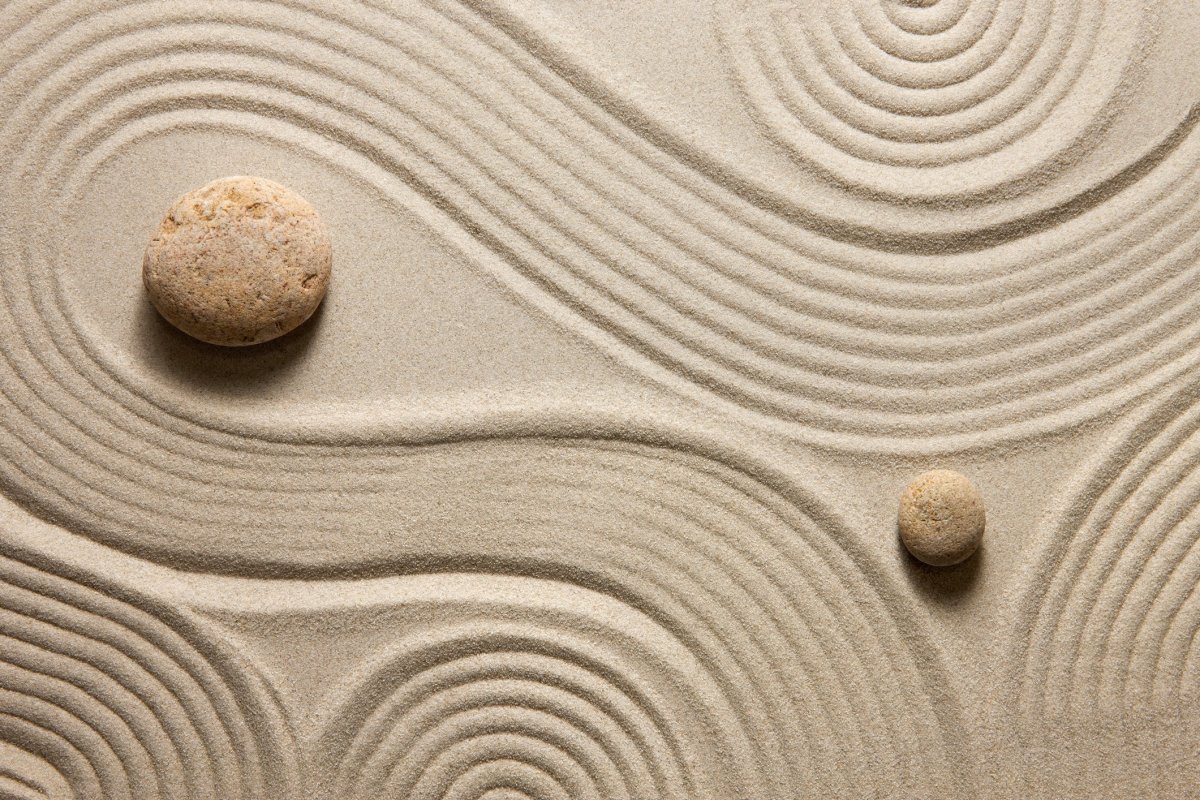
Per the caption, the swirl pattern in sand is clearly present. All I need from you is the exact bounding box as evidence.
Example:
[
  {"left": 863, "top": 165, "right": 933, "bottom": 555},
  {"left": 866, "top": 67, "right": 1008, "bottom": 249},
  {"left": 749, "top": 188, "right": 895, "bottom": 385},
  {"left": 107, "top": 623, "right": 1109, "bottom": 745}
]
[
  {"left": 0, "top": 0, "right": 1197, "bottom": 466},
  {"left": 1012, "top": 377, "right": 1200, "bottom": 720},
  {"left": 0, "top": 547, "right": 299, "bottom": 798},
  {"left": 718, "top": 0, "right": 1151, "bottom": 201},
  {"left": 0, "top": 0, "right": 1199, "bottom": 795}
]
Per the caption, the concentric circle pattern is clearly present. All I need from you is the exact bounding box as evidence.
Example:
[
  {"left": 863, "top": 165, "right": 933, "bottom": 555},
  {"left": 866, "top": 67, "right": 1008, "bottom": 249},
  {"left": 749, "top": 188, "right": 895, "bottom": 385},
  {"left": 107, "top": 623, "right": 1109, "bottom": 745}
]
[
  {"left": 1004, "top": 376, "right": 1200, "bottom": 784},
  {"left": 0, "top": 547, "right": 299, "bottom": 799},
  {"left": 0, "top": 0, "right": 1197, "bottom": 468},
  {"left": 719, "top": 0, "right": 1150, "bottom": 201},
  {"left": 273, "top": 440, "right": 968, "bottom": 797},
  {"left": 326, "top": 635, "right": 736, "bottom": 798},
  {"left": 316, "top": 607, "right": 745, "bottom": 799}
]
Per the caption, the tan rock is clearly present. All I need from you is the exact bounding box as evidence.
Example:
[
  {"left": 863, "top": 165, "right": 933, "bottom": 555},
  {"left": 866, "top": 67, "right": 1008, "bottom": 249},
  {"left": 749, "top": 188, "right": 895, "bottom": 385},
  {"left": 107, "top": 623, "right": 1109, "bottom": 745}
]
[
  {"left": 143, "top": 176, "right": 331, "bottom": 346},
  {"left": 898, "top": 469, "right": 985, "bottom": 567}
]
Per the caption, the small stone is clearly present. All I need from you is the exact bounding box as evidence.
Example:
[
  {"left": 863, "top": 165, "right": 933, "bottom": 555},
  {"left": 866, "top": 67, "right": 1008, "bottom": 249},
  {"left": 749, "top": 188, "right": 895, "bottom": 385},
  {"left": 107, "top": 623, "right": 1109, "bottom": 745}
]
[
  {"left": 143, "top": 176, "right": 331, "bottom": 346},
  {"left": 898, "top": 469, "right": 985, "bottom": 566}
]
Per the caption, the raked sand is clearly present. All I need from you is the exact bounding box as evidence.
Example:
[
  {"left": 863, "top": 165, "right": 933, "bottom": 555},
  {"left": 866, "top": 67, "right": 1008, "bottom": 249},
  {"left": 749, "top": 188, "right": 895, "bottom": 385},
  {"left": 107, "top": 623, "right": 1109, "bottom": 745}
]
[{"left": 1, "top": 0, "right": 1199, "bottom": 797}]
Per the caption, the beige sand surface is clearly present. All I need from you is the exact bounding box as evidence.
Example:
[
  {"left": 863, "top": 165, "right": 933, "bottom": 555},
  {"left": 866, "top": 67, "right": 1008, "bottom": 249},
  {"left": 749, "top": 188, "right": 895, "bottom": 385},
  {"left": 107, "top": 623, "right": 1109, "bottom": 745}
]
[{"left": 1, "top": 0, "right": 1198, "bottom": 797}]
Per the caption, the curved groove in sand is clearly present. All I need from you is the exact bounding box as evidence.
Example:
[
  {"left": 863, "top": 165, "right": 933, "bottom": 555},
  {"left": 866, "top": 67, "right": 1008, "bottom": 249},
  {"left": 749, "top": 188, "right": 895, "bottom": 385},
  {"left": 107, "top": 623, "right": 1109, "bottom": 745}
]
[
  {"left": 717, "top": 0, "right": 1148, "bottom": 199},
  {"left": 8, "top": 1, "right": 1189, "bottom": 793},
  {"left": 304, "top": 564, "right": 969, "bottom": 799},
  {"left": 0, "top": 545, "right": 300, "bottom": 798},
  {"left": 476, "top": 0, "right": 1191, "bottom": 243},
  {"left": 0, "top": 0, "right": 1198, "bottom": 483},
  {"left": 0, "top": 348, "right": 979, "bottom": 798},
  {"left": 18, "top": 429, "right": 980, "bottom": 795},
  {"left": 319, "top": 627, "right": 715, "bottom": 799},
  {"left": 1009, "top": 375, "right": 1200, "bottom": 726},
  {"left": 0, "top": 748, "right": 68, "bottom": 800},
  {"left": 17, "top": 426, "right": 977, "bottom": 798}
]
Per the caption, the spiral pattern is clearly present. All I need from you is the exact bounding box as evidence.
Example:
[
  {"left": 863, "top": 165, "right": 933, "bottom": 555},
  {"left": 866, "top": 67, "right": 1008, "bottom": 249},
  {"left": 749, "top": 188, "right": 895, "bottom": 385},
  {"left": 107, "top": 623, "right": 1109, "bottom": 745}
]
[{"left": 0, "top": 545, "right": 299, "bottom": 799}]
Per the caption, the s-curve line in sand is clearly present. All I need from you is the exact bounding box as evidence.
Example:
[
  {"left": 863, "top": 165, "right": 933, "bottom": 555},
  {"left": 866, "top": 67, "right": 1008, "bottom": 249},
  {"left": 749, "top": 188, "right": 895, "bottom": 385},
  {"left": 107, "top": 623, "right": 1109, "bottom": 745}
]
[{"left": 4, "top": 0, "right": 1200, "bottom": 454}]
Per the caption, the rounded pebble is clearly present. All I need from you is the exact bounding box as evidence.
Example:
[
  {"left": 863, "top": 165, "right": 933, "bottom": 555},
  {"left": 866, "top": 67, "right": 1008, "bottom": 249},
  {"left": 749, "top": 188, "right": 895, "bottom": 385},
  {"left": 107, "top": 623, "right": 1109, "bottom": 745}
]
[
  {"left": 143, "top": 176, "right": 331, "bottom": 346},
  {"left": 898, "top": 469, "right": 985, "bottom": 567}
]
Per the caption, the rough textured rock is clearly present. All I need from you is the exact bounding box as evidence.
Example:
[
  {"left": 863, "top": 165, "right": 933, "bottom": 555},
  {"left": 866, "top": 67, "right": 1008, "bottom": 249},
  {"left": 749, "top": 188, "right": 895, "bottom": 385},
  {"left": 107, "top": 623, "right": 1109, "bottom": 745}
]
[
  {"left": 143, "top": 176, "right": 331, "bottom": 346},
  {"left": 898, "top": 469, "right": 986, "bottom": 567}
]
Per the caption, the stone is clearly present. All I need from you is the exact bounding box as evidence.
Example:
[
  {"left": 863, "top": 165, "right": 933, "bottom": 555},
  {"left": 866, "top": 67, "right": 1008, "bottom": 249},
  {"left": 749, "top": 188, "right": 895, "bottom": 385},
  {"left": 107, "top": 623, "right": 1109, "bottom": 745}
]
[
  {"left": 143, "top": 176, "right": 331, "bottom": 346},
  {"left": 898, "top": 469, "right": 985, "bottom": 566}
]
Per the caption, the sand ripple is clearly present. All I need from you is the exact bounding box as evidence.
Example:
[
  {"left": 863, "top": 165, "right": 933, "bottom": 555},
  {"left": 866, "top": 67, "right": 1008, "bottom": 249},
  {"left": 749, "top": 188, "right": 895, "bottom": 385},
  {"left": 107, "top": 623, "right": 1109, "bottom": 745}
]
[
  {"left": 719, "top": 0, "right": 1152, "bottom": 201},
  {"left": 0, "top": 545, "right": 299, "bottom": 798},
  {"left": 0, "top": 0, "right": 1197, "bottom": 794},
  {"left": 1, "top": 0, "right": 1198, "bottom": 457},
  {"left": 1000, "top": 375, "right": 1200, "bottom": 790},
  {"left": 1013, "top": 376, "right": 1200, "bottom": 719}
]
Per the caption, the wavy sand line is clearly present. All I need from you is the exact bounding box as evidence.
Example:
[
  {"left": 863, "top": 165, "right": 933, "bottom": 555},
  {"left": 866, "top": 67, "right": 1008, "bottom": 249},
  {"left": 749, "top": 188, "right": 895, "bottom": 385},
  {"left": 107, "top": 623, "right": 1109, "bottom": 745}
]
[
  {"left": 0, "top": 431, "right": 974, "bottom": 800},
  {"left": 1, "top": 0, "right": 1193, "bottom": 795},
  {"left": 994, "top": 374, "right": 1200, "bottom": 792},
  {"left": 2, "top": 1, "right": 1200, "bottom": 471},
  {"left": 476, "top": 0, "right": 1190, "bottom": 246},
  {"left": 1, "top": 431, "right": 976, "bottom": 797},
  {"left": 0, "top": 546, "right": 299, "bottom": 798},
  {"left": 1012, "top": 375, "right": 1200, "bottom": 717}
]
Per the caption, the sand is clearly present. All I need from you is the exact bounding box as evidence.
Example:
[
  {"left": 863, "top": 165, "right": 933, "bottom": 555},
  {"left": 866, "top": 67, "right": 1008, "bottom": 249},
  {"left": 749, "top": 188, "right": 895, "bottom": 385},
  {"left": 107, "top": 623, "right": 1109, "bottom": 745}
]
[{"left": 0, "top": 0, "right": 1198, "bottom": 797}]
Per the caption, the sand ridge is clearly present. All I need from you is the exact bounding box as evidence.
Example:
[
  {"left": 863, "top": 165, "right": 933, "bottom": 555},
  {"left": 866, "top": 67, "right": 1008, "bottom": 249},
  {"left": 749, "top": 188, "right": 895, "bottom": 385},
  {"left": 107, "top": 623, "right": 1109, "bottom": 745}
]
[
  {"left": 0, "top": 0, "right": 1198, "bottom": 797},
  {"left": 0, "top": 541, "right": 300, "bottom": 798},
  {"left": 3, "top": 1, "right": 1200, "bottom": 452}
]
